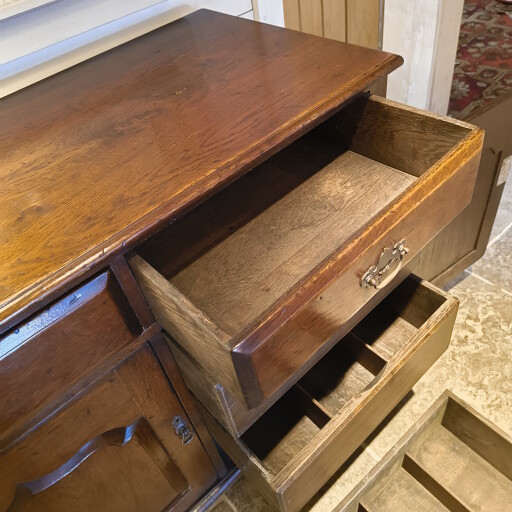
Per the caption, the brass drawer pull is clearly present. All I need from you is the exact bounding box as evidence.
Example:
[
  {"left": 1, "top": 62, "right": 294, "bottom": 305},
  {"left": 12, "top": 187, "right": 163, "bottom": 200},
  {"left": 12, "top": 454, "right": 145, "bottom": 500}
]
[
  {"left": 172, "top": 415, "right": 194, "bottom": 445},
  {"left": 361, "top": 239, "right": 409, "bottom": 289}
]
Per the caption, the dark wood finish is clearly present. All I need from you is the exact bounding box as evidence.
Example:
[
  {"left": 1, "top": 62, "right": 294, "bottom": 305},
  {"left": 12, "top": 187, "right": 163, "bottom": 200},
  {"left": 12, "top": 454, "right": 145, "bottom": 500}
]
[
  {"left": 110, "top": 258, "right": 155, "bottom": 329},
  {"left": 413, "top": 91, "right": 512, "bottom": 284},
  {"left": 201, "top": 277, "right": 459, "bottom": 512},
  {"left": 336, "top": 391, "right": 512, "bottom": 511},
  {"left": 0, "top": 342, "right": 218, "bottom": 512},
  {"left": 150, "top": 332, "right": 228, "bottom": 478},
  {"left": 0, "top": 271, "right": 142, "bottom": 449},
  {"left": 110, "top": 256, "right": 226, "bottom": 476},
  {"left": 0, "top": 11, "right": 485, "bottom": 509},
  {"left": 131, "top": 94, "right": 482, "bottom": 408},
  {"left": 0, "top": 9, "right": 402, "bottom": 333}
]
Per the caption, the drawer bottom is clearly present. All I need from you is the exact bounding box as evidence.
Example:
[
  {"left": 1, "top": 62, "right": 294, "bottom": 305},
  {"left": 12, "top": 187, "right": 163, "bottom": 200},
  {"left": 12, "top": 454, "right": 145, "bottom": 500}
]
[
  {"left": 336, "top": 391, "right": 512, "bottom": 512},
  {"left": 202, "top": 277, "right": 458, "bottom": 512}
]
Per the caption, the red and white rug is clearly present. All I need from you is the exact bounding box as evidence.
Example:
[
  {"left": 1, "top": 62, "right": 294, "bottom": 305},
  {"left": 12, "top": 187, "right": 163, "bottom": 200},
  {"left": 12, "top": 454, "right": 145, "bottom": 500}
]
[{"left": 449, "top": 0, "right": 512, "bottom": 118}]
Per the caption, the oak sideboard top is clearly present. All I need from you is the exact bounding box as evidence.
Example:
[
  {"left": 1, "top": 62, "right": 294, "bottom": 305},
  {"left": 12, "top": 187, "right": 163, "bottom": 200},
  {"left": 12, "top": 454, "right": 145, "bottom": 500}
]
[{"left": 0, "top": 9, "right": 401, "bottom": 330}]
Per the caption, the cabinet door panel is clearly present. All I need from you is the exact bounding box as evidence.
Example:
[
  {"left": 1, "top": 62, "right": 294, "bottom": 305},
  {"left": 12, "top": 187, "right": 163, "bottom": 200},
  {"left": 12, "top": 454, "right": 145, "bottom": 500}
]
[
  {"left": 0, "top": 343, "right": 216, "bottom": 512},
  {"left": 0, "top": 271, "right": 142, "bottom": 448},
  {"left": 8, "top": 419, "right": 187, "bottom": 512}
]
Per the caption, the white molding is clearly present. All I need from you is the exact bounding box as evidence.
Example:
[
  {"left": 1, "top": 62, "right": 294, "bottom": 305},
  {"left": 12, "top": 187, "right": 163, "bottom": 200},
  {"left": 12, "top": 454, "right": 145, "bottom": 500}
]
[
  {"left": 0, "top": 0, "right": 251, "bottom": 97},
  {"left": 1, "top": 0, "right": 165, "bottom": 64},
  {"left": 0, "top": 0, "right": 58, "bottom": 21},
  {"left": 427, "top": 0, "right": 464, "bottom": 114},
  {"left": 383, "top": 0, "right": 462, "bottom": 114}
]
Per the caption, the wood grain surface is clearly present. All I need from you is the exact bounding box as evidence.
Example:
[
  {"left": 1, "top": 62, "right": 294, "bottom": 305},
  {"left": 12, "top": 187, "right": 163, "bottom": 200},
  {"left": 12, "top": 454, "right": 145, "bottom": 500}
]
[
  {"left": 0, "top": 9, "right": 402, "bottom": 332},
  {"left": 0, "top": 343, "right": 218, "bottom": 512},
  {"left": 203, "top": 278, "right": 459, "bottom": 512},
  {"left": 412, "top": 91, "right": 512, "bottom": 284},
  {"left": 132, "top": 94, "right": 482, "bottom": 407},
  {"left": 153, "top": 140, "right": 415, "bottom": 336},
  {"left": 0, "top": 271, "right": 142, "bottom": 449}
]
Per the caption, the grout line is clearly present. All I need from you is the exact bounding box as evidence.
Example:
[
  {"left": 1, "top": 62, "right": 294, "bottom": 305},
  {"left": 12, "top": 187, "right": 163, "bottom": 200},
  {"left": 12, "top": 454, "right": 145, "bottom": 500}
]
[
  {"left": 224, "top": 497, "right": 237, "bottom": 511},
  {"left": 468, "top": 271, "right": 495, "bottom": 286},
  {"left": 360, "top": 441, "right": 381, "bottom": 462},
  {"left": 488, "top": 219, "right": 512, "bottom": 248}
]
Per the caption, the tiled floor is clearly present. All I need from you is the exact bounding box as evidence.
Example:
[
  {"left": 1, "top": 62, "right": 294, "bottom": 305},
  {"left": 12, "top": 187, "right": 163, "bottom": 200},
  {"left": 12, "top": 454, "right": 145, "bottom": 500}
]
[{"left": 210, "top": 176, "right": 512, "bottom": 512}]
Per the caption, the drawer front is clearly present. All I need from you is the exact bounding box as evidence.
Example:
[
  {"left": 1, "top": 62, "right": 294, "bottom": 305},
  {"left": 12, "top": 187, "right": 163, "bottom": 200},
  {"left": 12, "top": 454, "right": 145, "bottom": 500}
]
[
  {"left": 205, "top": 278, "right": 459, "bottom": 512},
  {"left": 0, "top": 343, "right": 217, "bottom": 512},
  {"left": 240, "top": 149, "right": 481, "bottom": 404},
  {"left": 0, "top": 271, "right": 142, "bottom": 447},
  {"left": 132, "top": 95, "right": 482, "bottom": 409}
]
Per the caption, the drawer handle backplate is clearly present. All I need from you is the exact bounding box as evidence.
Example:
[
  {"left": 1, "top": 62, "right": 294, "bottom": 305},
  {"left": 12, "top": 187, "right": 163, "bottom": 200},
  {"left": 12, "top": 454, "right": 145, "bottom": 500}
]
[{"left": 361, "top": 239, "right": 409, "bottom": 289}]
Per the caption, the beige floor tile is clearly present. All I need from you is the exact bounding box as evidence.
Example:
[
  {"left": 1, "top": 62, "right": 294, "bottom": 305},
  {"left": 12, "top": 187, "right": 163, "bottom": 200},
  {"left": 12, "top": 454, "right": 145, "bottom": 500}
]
[
  {"left": 209, "top": 497, "right": 237, "bottom": 512},
  {"left": 489, "top": 168, "right": 512, "bottom": 241},
  {"left": 224, "top": 475, "right": 275, "bottom": 512},
  {"left": 471, "top": 226, "right": 512, "bottom": 290}
]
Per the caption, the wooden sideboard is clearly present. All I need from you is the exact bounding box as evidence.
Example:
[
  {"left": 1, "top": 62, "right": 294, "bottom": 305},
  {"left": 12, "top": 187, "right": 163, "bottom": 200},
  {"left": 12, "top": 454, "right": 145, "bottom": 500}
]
[{"left": 0, "top": 10, "right": 483, "bottom": 512}]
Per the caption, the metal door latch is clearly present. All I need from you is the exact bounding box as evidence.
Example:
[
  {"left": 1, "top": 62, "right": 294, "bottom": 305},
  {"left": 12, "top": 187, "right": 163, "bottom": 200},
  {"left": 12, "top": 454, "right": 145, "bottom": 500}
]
[{"left": 172, "top": 415, "right": 194, "bottom": 445}]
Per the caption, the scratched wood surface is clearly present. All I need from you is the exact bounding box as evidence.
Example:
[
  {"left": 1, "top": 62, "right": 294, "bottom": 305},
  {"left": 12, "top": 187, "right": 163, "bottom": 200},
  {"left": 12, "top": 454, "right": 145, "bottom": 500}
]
[
  {"left": 0, "top": 9, "right": 402, "bottom": 331},
  {"left": 132, "top": 95, "right": 482, "bottom": 407}
]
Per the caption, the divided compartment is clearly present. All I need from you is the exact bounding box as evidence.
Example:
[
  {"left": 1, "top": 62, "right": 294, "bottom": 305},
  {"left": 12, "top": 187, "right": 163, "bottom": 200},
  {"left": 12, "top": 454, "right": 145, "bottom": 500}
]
[
  {"left": 241, "top": 338, "right": 383, "bottom": 477},
  {"left": 338, "top": 391, "right": 512, "bottom": 512},
  {"left": 201, "top": 277, "right": 459, "bottom": 512},
  {"left": 130, "top": 94, "right": 482, "bottom": 408}
]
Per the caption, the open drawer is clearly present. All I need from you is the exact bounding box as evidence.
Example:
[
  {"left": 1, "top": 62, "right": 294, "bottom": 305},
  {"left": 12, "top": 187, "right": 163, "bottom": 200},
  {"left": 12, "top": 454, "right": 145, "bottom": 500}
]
[
  {"left": 201, "top": 278, "right": 459, "bottom": 512},
  {"left": 336, "top": 391, "right": 512, "bottom": 512},
  {"left": 129, "top": 94, "right": 482, "bottom": 408}
]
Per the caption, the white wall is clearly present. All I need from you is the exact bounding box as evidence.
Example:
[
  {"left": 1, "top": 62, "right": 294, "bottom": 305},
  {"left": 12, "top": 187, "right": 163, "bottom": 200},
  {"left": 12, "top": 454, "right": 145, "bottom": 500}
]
[
  {"left": 382, "top": 0, "right": 463, "bottom": 114},
  {"left": 253, "top": 0, "right": 463, "bottom": 114},
  {"left": 0, "top": 0, "right": 252, "bottom": 97},
  {"left": 1, "top": 0, "right": 463, "bottom": 112},
  {"left": 252, "top": 0, "right": 284, "bottom": 27}
]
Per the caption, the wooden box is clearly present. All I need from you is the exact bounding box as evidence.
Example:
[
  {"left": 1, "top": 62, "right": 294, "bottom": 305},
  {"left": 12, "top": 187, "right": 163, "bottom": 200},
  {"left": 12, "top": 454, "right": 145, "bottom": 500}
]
[
  {"left": 199, "top": 277, "right": 459, "bottom": 512},
  {"left": 130, "top": 95, "right": 482, "bottom": 409},
  {"left": 336, "top": 390, "right": 512, "bottom": 511}
]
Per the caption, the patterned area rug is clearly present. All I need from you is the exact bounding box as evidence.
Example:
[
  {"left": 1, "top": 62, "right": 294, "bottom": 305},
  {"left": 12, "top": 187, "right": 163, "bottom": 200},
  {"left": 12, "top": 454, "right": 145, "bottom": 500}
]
[{"left": 448, "top": 0, "right": 512, "bottom": 118}]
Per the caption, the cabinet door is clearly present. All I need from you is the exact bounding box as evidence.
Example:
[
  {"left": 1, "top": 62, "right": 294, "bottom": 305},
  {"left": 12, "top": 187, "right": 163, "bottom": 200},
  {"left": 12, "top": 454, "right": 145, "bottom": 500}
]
[
  {"left": 0, "top": 271, "right": 143, "bottom": 448},
  {"left": 0, "top": 343, "right": 217, "bottom": 512}
]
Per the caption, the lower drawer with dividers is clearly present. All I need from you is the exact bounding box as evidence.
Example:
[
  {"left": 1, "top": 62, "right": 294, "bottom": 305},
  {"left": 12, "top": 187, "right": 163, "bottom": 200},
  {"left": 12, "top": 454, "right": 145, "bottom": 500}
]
[{"left": 198, "top": 277, "right": 459, "bottom": 512}]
